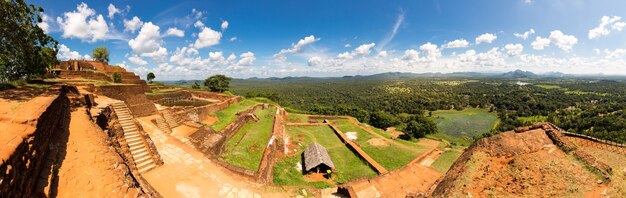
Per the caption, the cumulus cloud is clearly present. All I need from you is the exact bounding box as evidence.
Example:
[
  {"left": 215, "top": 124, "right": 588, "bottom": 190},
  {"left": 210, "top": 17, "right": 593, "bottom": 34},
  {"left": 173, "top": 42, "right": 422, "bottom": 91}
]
[
  {"left": 221, "top": 20, "right": 229, "bottom": 31},
  {"left": 308, "top": 56, "right": 322, "bottom": 66},
  {"left": 128, "top": 22, "right": 167, "bottom": 61},
  {"left": 123, "top": 16, "right": 143, "bottom": 33},
  {"left": 504, "top": 43, "right": 524, "bottom": 56},
  {"left": 165, "top": 28, "right": 184, "bottom": 37},
  {"left": 419, "top": 42, "right": 441, "bottom": 61},
  {"left": 273, "top": 35, "right": 320, "bottom": 59},
  {"left": 377, "top": 51, "right": 388, "bottom": 57},
  {"left": 229, "top": 37, "right": 238, "bottom": 42},
  {"left": 531, "top": 36, "right": 550, "bottom": 50},
  {"left": 56, "top": 3, "right": 109, "bottom": 42},
  {"left": 193, "top": 27, "right": 222, "bottom": 48},
  {"left": 169, "top": 47, "right": 200, "bottom": 66},
  {"left": 57, "top": 44, "right": 91, "bottom": 60},
  {"left": 37, "top": 14, "right": 52, "bottom": 33},
  {"left": 128, "top": 55, "right": 148, "bottom": 66},
  {"left": 588, "top": 16, "right": 625, "bottom": 39},
  {"left": 402, "top": 49, "right": 419, "bottom": 61},
  {"left": 604, "top": 48, "right": 626, "bottom": 59},
  {"left": 443, "top": 39, "right": 469, "bottom": 48},
  {"left": 353, "top": 43, "right": 376, "bottom": 56},
  {"left": 107, "top": 4, "right": 121, "bottom": 19},
  {"left": 209, "top": 51, "right": 225, "bottom": 61},
  {"left": 514, "top": 28, "right": 535, "bottom": 40},
  {"left": 194, "top": 21, "right": 205, "bottom": 28},
  {"left": 237, "top": 52, "right": 256, "bottom": 66},
  {"left": 549, "top": 30, "right": 578, "bottom": 52},
  {"left": 337, "top": 52, "right": 353, "bottom": 59},
  {"left": 475, "top": 33, "right": 497, "bottom": 44}
]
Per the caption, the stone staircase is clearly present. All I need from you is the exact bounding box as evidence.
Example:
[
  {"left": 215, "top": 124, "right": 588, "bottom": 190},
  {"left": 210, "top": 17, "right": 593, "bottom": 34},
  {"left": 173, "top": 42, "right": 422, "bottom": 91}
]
[
  {"left": 162, "top": 109, "right": 181, "bottom": 128},
  {"left": 154, "top": 116, "right": 173, "bottom": 134},
  {"left": 111, "top": 101, "right": 158, "bottom": 173}
]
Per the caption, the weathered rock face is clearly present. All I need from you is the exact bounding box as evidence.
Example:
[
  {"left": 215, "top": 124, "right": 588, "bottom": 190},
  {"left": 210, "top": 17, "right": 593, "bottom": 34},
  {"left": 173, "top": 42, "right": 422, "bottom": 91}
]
[
  {"left": 0, "top": 87, "right": 70, "bottom": 197},
  {"left": 432, "top": 126, "right": 600, "bottom": 197}
]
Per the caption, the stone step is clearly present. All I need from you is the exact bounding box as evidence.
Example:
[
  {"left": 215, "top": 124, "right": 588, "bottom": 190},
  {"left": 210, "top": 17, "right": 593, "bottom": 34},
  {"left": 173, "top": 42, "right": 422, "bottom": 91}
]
[
  {"left": 134, "top": 150, "right": 150, "bottom": 159},
  {"left": 125, "top": 133, "right": 140, "bottom": 139},
  {"left": 120, "top": 121, "right": 135, "bottom": 127},
  {"left": 136, "top": 159, "right": 154, "bottom": 170},
  {"left": 138, "top": 163, "right": 157, "bottom": 173},
  {"left": 128, "top": 141, "right": 143, "bottom": 148},
  {"left": 126, "top": 136, "right": 142, "bottom": 144},
  {"left": 134, "top": 155, "right": 151, "bottom": 165},
  {"left": 125, "top": 131, "right": 139, "bottom": 136},
  {"left": 130, "top": 147, "right": 147, "bottom": 155},
  {"left": 122, "top": 127, "right": 138, "bottom": 133}
]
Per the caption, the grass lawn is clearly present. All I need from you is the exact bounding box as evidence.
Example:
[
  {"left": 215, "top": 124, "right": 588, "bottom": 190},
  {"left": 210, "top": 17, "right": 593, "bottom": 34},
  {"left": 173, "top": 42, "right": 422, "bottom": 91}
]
[
  {"left": 273, "top": 125, "right": 377, "bottom": 187},
  {"left": 287, "top": 113, "right": 309, "bottom": 123},
  {"left": 210, "top": 99, "right": 259, "bottom": 131},
  {"left": 221, "top": 106, "right": 276, "bottom": 171},
  {"left": 431, "top": 149, "right": 463, "bottom": 173},
  {"left": 331, "top": 119, "right": 426, "bottom": 170},
  {"left": 430, "top": 108, "right": 498, "bottom": 146}
]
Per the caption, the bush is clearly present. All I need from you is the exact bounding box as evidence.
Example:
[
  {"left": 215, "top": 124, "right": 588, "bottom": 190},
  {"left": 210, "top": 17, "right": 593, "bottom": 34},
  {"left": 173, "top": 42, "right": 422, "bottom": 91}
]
[
  {"left": 0, "top": 83, "right": 17, "bottom": 91},
  {"left": 112, "top": 72, "right": 122, "bottom": 83}
]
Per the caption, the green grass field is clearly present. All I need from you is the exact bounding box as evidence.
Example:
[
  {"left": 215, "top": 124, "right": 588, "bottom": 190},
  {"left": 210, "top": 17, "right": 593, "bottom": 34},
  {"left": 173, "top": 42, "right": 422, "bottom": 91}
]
[
  {"left": 221, "top": 106, "right": 276, "bottom": 171},
  {"left": 331, "top": 119, "right": 427, "bottom": 170},
  {"left": 517, "top": 115, "right": 548, "bottom": 125},
  {"left": 430, "top": 108, "right": 498, "bottom": 146},
  {"left": 287, "top": 113, "right": 309, "bottom": 123},
  {"left": 210, "top": 99, "right": 259, "bottom": 131},
  {"left": 273, "top": 125, "right": 377, "bottom": 187},
  {"left": 431, "top": 149, "right": 463, "bottom": 173}
]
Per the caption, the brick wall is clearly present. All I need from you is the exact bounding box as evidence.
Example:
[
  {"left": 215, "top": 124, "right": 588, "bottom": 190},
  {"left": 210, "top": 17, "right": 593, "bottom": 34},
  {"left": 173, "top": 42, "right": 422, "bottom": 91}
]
[{"left": 95, "top": 85, "right": 158, "bottom": 117}]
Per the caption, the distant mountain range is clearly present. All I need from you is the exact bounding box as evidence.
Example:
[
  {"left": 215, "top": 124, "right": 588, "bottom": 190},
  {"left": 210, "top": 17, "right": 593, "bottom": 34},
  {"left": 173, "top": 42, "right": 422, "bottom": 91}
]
[{"left": 162, "top": 70, "right": 626, "bottom": 85}]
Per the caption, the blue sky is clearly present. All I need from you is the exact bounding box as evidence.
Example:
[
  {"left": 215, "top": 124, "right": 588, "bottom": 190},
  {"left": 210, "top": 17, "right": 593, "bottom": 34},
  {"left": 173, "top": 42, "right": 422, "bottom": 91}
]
[{"left": 32, "top": 0, "right": 626, "bottom": 80}]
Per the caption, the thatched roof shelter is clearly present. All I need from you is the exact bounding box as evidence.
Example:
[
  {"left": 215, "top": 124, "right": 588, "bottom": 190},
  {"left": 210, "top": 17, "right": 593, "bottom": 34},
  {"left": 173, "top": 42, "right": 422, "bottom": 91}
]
[{"left": 303, "top": 143, "right": 335, "bottom": 172}]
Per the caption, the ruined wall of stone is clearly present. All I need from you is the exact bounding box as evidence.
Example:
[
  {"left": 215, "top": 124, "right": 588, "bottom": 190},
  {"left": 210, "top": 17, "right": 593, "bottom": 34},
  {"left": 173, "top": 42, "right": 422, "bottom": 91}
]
[
  {"left": 187, "top": 90, "right": 235, "bottom": 101},
  {"left": 175, "top": 96, "right": 242, "bottom": 123},
  {"left": 146, "top": 91, "right": 192, "bottom": 102},
  {"left": 57, "top": 70, "right": 113, "bottom": 82},
  {"left": 0, "top": 89, "right": 70, "bottom": 197},
  {"left": 256, "top": 107, "right": 286, "bottom": 183},
  {"left": 95, "top": 85, "right": 157, "bottom": 117}
]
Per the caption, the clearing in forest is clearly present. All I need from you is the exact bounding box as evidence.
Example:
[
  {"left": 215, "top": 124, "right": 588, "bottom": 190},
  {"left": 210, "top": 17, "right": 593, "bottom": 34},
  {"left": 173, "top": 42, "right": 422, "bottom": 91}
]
[
  {"left": 221, "top": 106, "right": 277, "bottom": 171},
  {"left": 273, "top": 125, "right": 378, "bottom": 188},
  {"left": 429, "top": 108, "right": 498, "bottom": 146}
]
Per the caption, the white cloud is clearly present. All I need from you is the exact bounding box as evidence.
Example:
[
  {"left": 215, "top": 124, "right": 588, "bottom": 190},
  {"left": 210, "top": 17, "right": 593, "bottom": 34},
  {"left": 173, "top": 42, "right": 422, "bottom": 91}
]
[
  {"left": 531, "top": 36, "right": 551, "bottom": 50},
  {"left": 377, "top": 51, "right": 388, "bottom": 57},
  {"left": 514, "top": 28, "right": 535, "bottom": 40},
  {"left": 165, "top": 28, "right": 184, "bottom": 37},
  {"left": 605, "top": 48, "right": 626, "bottom": 59},
  {"left": 377, "top": 10, "right": 404, "bottom": 51},
  {"left": 128, "top": 55, "right": 148, "bottom": 66},
  {"left": 107, "top": 4, "right": 121, "bottom": 19},
  {"left": 458, "top": 50, "right": 477, "bottom": 62},
  {"left": 402, "top": 49, "right": 419, "bottom": 61},
  {"left": 123, "top": 16, "right": 143, "bottom": 33},
  {"left": 193, "top": 27, "right": 222, "bottom": 48},
  {"left": 128, "top": 22, "right": 167, "bottom": 61},
  {"left": 419, "top": 42, "right": 441, "bottom": 61},
  {"left": 209, "top": 51, "right": 225, "bottom": 61},
  {"left": 344, "top": 44, "right": 351, "bottom": 48},
  {"left": 443, "top": 39, "right": 469, "bottom": 48},
  {"left": 56, "top": 3, "right": 109, "bottom": 42},
  {"left": 192, "top": 9, "right": 203, "bottom": 19},
  {"left": 308, "top": 56, "right": 322, "bottom": 66},
  {"left": 194, "top": 21, "right": 205, "bottom": 28},
  {"left": 588, "top": 16, "right": 625, "bottom": 39},
  {"left": 549, "top": 30, "right": 578, "bottom": 52},
  {"left": 594, "top": 48, "right": 601, "bottom": 55},
  {"left": 273, "top": 35, "right": 320, "bottom": 59},
  {"left": 37, "top": 14, "right": 52, "bottom": 33},
  {"left": 221, "top": 20, "right": 229, "bottom": 31},
  {"left": 504, "top": 43, "right": 524, "bottom": 56},
  {"left": 229, "top": 37, "right": 238, "bottom": 42},
  {"left": 353, "top": 43, "right": 376, "bottom": 56},
  {"left": 237, "top": 52, "right": 256, "bottom": 66},
  {"left": 57, "top": 44, "right": 91, "bottom": 60},
  {"left": 337, "top": 52, "right": 353, "bottom": 59},
  {"left": 169, "top": 47, "right": 200, "bottom": 66},
  {"left": 475, "top": 33, "right": 497, "bottom": 44}
]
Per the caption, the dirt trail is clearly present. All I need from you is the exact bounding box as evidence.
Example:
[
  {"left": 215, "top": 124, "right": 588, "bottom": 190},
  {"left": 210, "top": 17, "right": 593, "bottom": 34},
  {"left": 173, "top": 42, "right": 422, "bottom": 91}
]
[
  {"left": 136, "top": 116, "right": 286, "bottom": 197},
  {"left": 54, "top": 108, "right": 139, "bottom": 197},
  {"left": 346, "top": 117, "right": 435, "bottom": 153}
]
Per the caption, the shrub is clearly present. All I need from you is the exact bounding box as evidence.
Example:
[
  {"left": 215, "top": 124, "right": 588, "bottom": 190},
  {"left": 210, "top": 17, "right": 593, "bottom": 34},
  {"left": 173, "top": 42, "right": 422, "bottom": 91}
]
[
  {"left": 0, "top": 83, "right": 17, "bottom": 91},
  {"left": 112, "top": 72, "right": 122, "bottom": 83}
]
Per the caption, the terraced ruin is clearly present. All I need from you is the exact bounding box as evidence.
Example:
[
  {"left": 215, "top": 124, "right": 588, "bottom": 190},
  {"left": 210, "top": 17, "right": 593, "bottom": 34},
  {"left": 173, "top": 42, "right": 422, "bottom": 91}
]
[{"left": 2, "top": 60, "right": 626, "bottom": 197}]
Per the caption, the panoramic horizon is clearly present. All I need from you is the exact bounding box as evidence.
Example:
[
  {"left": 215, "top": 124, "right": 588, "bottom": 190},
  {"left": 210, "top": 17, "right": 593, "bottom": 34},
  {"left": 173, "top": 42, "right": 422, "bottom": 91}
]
[{"left": 32, "top": 0, "right": 626, "bottom": 80}]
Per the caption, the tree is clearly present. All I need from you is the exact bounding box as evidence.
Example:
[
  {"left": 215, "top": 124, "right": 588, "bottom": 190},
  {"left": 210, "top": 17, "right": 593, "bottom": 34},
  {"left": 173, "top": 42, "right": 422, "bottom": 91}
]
[
  {"left": 204, "top": 74, "right": 231, "bottom": 92},
  {"left": 147, "top": 72, "right": 155, "bottom": 83},
  {"left": 112, "top": 72, "right": 122, "bottom": 83},
  {"left": 191, "top": 82, "right": 201, "bottom": 89},
  {"left": 0, "top": 0, "right": 58, "bottom": 82},
  {"left": 92, "top": 46, "right": 110, "bottom": 62}
]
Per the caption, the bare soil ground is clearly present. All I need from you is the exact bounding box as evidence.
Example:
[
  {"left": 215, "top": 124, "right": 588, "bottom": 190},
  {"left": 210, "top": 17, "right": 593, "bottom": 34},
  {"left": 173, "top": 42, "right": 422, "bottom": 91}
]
[
  {"left": 367, "top": 138, "right": 389, "bottom": 147},
  {"left": 55, "top": 108, "right": 140, "bottom": 197},
  {"left": 566, "top": 136, "right": 626, "bottom": 196},
  {"left": 433, "top": 129, "right": 606, "bottom": 197}
]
